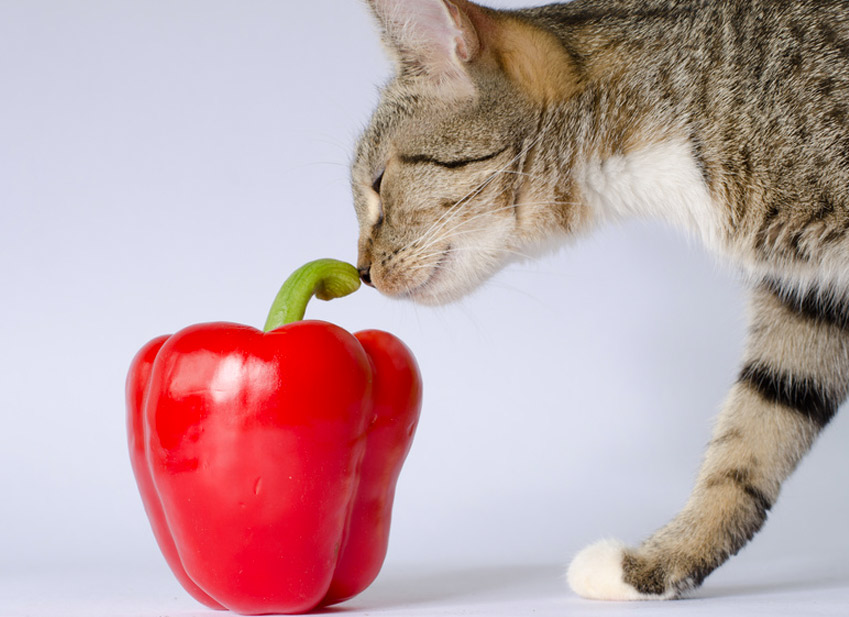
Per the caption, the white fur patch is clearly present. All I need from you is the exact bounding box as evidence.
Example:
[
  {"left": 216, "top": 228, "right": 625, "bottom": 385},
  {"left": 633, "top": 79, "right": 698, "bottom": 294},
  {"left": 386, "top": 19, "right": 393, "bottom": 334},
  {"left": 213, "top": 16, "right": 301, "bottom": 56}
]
[
  {"left": 567, "top": 539, "right": 674, "bottom": 601},
  {"left": 576, "top": 139, "right": 729, "bottom": 255}
]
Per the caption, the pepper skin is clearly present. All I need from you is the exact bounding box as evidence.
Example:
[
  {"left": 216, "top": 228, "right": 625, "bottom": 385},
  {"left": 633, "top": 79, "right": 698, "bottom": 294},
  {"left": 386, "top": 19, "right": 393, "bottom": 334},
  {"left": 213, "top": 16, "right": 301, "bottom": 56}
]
[
  {"left": 127, "top": 334, "right": 225, "bottom": 611},
  {"left": 126, "top": 260, "right": 422, "bottom": 615},
  {"left": 321, "top": 329, "right": 422, "bottom": 605}
]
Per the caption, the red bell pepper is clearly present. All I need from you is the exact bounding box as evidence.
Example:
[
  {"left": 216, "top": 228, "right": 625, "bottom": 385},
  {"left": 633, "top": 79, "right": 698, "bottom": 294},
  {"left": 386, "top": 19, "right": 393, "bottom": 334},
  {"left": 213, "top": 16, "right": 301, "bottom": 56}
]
[{"left": 127, "top": 259, "right": 422, "bottom": 615}]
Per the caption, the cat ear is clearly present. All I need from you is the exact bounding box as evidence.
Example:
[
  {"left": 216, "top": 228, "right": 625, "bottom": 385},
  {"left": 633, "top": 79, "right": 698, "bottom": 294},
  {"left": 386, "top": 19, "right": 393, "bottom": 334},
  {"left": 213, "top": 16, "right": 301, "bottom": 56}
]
[{"left": 366, "top": 0, "right": 481, "bottom": 93}]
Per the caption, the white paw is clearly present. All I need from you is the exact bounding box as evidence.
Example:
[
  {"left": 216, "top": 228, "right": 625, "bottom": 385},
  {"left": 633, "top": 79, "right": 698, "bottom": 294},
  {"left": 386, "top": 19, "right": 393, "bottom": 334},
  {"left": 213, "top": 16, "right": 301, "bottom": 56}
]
[{"left": 567, "top": 539, "right": 672, "bottom": 601}]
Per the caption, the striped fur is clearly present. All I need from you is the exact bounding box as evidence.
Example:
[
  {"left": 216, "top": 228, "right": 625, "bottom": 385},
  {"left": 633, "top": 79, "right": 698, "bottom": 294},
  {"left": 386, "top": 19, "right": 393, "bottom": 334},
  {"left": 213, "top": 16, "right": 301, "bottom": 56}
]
[
  {"left": 611, "top": 281, "right": 849, "bottom": 597},
  {"left": 354, "top": 0, "right": 849, "bottom": 598}
]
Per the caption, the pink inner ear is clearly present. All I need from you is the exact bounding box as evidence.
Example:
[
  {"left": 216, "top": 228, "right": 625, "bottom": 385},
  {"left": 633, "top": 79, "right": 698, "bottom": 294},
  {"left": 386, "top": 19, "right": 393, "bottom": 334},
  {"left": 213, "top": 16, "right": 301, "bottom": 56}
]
[
  {"left": 444, "top": 2, "right": 472, "bottom": 61},
  {"left": 372, "top": 0, "right": 473, "bottom": 74}
]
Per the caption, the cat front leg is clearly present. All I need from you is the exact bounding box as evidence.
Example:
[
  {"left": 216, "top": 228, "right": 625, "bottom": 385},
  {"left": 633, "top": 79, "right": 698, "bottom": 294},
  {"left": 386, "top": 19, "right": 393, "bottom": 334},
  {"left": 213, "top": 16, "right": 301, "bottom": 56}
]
[{"left": 567, "top": 280, "right": 849, "bottom": 600}]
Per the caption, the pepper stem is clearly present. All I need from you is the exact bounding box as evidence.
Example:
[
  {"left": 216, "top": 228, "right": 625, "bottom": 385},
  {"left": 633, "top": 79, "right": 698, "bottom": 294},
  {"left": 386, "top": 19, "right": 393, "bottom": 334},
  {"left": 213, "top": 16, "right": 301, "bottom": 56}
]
[{"left": 263, "top": 259, "right": 361, "bottom": 332}]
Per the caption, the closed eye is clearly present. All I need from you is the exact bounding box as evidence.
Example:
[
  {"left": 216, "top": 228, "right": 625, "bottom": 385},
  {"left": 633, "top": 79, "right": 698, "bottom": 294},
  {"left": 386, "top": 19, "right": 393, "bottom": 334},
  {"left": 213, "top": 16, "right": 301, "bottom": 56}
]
[
  {"left": 399, "top": 145, "right": 510, "bottom": 169},
  {"left": 372, "top": 170, "right": 385, "bottom": 195}
]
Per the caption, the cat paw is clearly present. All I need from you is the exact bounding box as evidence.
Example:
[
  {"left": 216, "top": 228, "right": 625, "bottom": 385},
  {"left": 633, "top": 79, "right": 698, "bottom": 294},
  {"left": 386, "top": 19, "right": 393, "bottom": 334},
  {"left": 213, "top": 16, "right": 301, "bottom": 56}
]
[{"left": 566, "top": 539, "right": 675, "bottom": 601}]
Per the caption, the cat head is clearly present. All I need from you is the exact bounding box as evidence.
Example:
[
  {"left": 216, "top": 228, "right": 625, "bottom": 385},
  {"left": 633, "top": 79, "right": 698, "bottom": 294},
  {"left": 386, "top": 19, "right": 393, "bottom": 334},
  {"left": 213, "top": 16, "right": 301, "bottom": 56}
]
[{"left": 352, "top": 0, "right": 578, "bottom": 305}]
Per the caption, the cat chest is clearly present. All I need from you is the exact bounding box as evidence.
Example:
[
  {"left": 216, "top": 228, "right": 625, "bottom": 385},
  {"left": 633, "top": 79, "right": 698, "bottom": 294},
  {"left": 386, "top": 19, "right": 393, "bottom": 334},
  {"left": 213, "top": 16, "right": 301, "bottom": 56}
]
[{"left": 575, "top": 139, "right": 729, "bottom": 254}]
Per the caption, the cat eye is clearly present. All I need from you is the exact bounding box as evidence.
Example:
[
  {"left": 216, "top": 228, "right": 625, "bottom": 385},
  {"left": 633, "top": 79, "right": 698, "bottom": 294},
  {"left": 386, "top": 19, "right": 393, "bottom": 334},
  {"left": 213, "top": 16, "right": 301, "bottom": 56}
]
[
  {"left": 372, "top": 170, "right": 385, "bottom": 195},
  {"left": 399, "top": 145, "right": 510, "bottom": 169}
]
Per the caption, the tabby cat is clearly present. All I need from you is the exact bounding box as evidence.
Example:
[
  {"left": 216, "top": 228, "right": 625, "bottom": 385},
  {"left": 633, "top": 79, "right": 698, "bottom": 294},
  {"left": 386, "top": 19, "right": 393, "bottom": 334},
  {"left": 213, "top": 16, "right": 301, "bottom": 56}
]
[{"left": 351, "top": 0, "right": 849, "bottom": 600}]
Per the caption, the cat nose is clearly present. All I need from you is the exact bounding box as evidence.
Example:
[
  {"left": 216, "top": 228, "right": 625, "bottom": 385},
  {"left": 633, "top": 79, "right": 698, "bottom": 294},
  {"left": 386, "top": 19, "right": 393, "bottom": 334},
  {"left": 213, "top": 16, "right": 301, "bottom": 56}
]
[{"left": 358, "top": 265, "right": 374, "bottom": 287}]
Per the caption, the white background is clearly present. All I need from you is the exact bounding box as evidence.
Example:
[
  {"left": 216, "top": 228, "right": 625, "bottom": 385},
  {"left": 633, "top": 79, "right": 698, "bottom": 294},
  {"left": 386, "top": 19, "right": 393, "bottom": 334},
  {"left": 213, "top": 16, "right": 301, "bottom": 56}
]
[{"left": 1, "top": 1, "right": 847, "bottom": 615}]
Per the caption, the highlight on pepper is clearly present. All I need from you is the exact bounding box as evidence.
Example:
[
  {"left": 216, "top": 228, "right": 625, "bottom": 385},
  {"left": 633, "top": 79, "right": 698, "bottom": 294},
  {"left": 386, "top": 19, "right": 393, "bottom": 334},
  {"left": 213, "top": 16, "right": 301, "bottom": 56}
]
[{"left": 126, "top": 258, "right": 423, "bottom": 615}]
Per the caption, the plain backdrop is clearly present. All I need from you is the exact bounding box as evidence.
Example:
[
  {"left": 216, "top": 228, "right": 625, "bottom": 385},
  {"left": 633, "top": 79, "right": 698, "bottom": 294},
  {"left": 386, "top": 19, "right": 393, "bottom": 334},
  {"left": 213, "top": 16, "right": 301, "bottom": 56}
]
[{"left": 1, "top": 1, "right": 847, "bottom": 615}]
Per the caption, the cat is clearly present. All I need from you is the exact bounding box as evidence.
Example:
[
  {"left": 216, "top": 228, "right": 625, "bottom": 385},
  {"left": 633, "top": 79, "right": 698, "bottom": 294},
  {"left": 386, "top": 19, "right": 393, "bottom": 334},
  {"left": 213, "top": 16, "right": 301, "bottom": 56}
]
[{"left": 351, "top": 0, "right": 849, "bottom": 600}]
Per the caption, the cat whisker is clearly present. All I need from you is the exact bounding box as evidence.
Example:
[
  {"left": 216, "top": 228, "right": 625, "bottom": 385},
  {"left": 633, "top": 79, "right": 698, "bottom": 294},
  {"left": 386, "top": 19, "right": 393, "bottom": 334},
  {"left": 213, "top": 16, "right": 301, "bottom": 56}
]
[
  {"left": 407, "top": 203, "right": 520, "bottom": 255},
  {"left": 407, "top": 175, "right": 505, "bottom": 252},
  {"left": 476, "top": 168, "right": 550, "bottom": 182},
  {"left": 515, "top": 199, "right": 581, "bottom": 208},
  {"left": 407, "top": 246, "right": 533, "bottom": 269},
  {"left": 409, "top": 216, "right": 536, "bottom": 263},
  {"left": 407, "top": 118, "right": 556, "bottom": 252}
]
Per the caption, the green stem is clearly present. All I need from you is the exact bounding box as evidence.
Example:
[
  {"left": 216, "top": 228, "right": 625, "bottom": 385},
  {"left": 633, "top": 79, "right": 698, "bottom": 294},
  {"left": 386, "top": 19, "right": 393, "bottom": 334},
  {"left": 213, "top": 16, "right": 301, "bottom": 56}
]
[{"left": 263, "top": 259, "right": 361, "bottom": 332}]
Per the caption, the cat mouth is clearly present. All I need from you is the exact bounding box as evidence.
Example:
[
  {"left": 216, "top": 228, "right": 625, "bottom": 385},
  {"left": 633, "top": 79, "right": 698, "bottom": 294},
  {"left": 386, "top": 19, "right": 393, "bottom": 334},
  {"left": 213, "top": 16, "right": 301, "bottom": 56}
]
[{"left": 403, "top": 245, "right": 452, "bottom": 302}]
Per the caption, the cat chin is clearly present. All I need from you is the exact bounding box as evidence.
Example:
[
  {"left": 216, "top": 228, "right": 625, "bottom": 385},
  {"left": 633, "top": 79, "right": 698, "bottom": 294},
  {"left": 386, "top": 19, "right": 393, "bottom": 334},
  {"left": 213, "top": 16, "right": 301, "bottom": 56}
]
[
  {"left": 402, "top": 283, "right": 482, "bottom": 306},
  {"left": 384, "top": 259, "right": 484, "bottom": 306},
  {"left": 398, "top": 261, "right": 508, "bottom": 306},
  {"left": 379, "top": 234, "right": 519, "bottom": 305},
  {"left": 397, "top": 268, "right": 471, "bottom": 305},
  {"left": 401, "top": 286, "right": 461, "bottom": 306}
]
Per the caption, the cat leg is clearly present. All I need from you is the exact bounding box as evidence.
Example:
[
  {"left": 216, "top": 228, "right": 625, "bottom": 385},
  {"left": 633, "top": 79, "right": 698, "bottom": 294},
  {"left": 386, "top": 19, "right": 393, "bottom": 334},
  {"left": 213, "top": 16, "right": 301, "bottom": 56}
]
[{"left": 567, "top": 281, "right": 849, "bottom": 600}]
